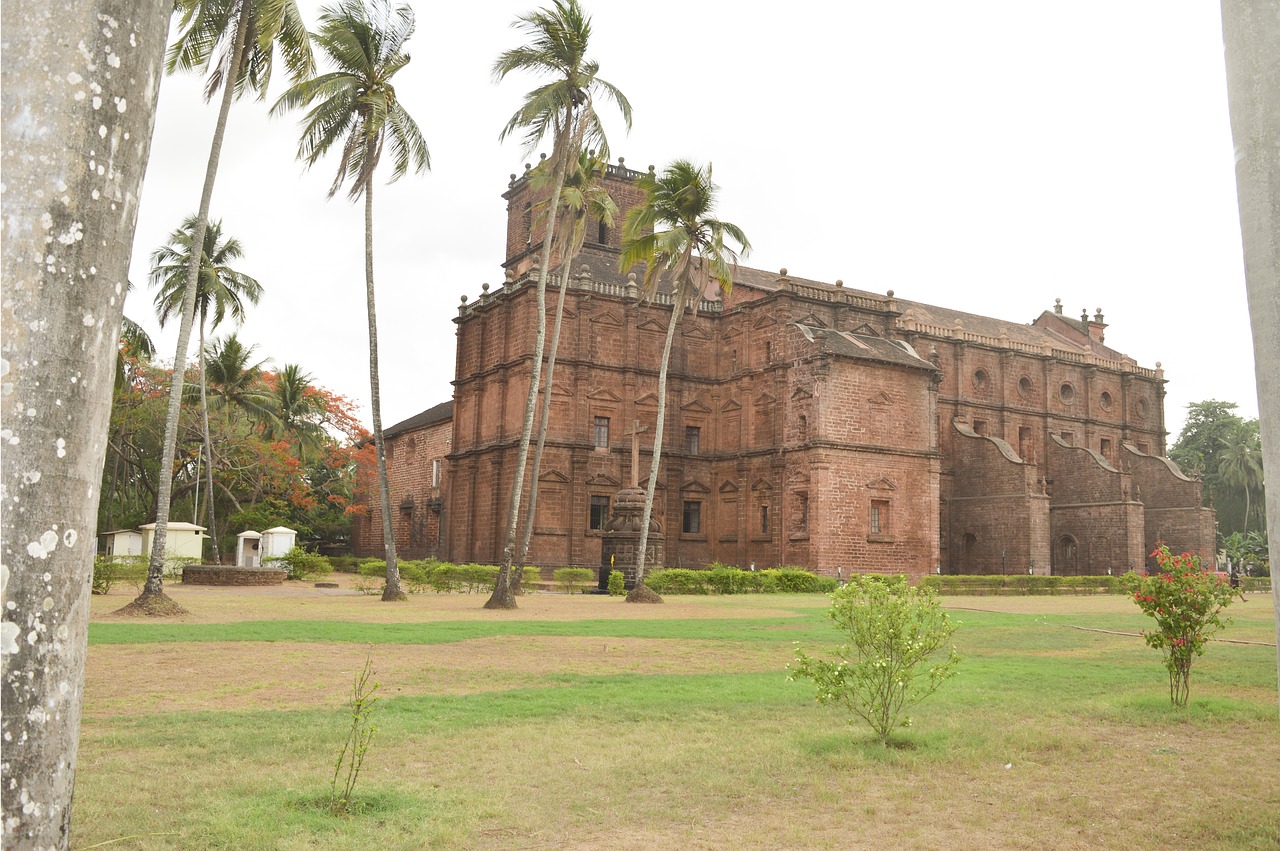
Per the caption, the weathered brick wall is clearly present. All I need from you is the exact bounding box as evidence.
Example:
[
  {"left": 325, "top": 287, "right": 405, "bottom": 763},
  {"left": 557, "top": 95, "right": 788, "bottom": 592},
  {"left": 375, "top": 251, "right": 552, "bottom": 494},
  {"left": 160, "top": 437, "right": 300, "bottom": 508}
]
[
  {"left": 947, "top": 424, "right": 1051, "bottom": 574},
  {"left": 182, "top": 566, "right": 286, "bottom": 586},
  {"left": 1121, "top": 444, "right": 1216, "bottom": 568},
  {"left": 353, "top": 416, "right": 451, "bottom": 560}
]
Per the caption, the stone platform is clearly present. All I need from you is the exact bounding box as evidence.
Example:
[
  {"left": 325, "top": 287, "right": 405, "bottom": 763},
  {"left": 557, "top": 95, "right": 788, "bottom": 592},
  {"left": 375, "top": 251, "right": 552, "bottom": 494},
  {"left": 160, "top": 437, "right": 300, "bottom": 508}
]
[{"left": 182, "top": 565, "right": 287, "bottom": 586}]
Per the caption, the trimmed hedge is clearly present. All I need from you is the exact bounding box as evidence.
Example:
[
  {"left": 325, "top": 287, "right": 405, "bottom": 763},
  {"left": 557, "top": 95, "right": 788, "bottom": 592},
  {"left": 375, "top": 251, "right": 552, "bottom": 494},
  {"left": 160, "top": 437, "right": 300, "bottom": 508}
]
[
  {"left": 552, "top": 567, "right": 594, "bottom": 594},
  {"left": 645, "top": 566, "right": 838, "bottom": 595},
  {"left": 355, "top": 560, "right": 539, "bottom": 594},
  {"left": 918, "top": 574, "right": 1128, "bottom": 596}
]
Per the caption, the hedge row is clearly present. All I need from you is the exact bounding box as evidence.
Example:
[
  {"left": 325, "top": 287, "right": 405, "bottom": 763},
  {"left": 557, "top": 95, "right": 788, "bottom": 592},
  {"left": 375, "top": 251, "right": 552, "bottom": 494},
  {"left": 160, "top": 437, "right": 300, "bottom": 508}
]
[
  {"left": 355, "top": 559, "right": 540, "bottom": 594},
  {"left": 644, "top": 566, "right": 839, "bottom": 595},
  {"left": 919, "top": 574, "right": 1132, "bottom": 596}
]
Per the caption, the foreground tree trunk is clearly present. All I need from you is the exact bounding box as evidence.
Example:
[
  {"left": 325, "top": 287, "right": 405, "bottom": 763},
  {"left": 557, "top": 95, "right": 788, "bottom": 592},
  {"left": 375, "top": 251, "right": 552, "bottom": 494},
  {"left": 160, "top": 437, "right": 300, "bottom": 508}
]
[
  {"left": 1, "top": 2, "right": 169, "bottom": 845},
  {"left": 364, "top": 141, "right": 405, "bottom": 602},
  {"left": 131, "top": 2, "right": 251, "bottom": 614},
  {"left": 1219, "top": 0, "right": 1280, "bottom": 717}
]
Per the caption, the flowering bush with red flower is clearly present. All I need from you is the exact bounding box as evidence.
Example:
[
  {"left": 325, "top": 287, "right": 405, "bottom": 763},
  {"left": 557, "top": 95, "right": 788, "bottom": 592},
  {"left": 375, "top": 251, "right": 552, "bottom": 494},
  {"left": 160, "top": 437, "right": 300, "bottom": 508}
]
[{"left": 1121, "top": 546, "right": 1235, "bottom": 707}]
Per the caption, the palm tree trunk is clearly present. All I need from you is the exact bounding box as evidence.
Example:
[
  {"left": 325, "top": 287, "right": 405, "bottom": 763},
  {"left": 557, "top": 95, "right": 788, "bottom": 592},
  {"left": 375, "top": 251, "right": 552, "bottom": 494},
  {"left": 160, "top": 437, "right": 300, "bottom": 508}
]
[
  {"left": 364, "top": 135, "right": 404, "bottom": 602},
  {"left": 1, "top": 1, "right": 169, "bottom": 842},
  {"left": 198, "top": 318, "right": 220, "bottom": 563},
  {"left": 1220, "top": 0, "right": 1280, "bottom": 717},
  {"left": 135, "top": 1, "right": 250, "bottom": 610},
  {"left": 486, "top": 117, "right": 574, "bottom": 610},
  {"left": 628, "top": 298, "right": 681, "bottom": 602},
  {"left": 517, "top": 263, "right": 573, "bottom": 571}
]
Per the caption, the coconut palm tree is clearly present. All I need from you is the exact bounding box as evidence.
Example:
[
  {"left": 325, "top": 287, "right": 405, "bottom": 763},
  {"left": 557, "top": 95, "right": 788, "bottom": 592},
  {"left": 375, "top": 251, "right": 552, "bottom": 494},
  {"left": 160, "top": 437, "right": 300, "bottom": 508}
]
[
  {"left": 486, "top": 0, "right": 632, "bottom": 609},
  {"left": 517, "top": 150, "right": 618, "bottom": 568},
  {"left": 1219, "top": 423, "right": 1263, "bottom": 532},
  {"left": 272, "top": 0, "right": 430, "bottom": 602},
  {"left": 203, "top": 333, "right": 276, "bottom": 426},
  {"left": 265, "top": 363, "right": 328, "bottom": 459},
  {"left": 619, "top": 161, "right": 750, "bottom": 602},
  {"left": 139, "top": 0, "right": 313, "bottom": 608},
  {"left": 152, "top": 216, "right": 264, "bottom": 563}
]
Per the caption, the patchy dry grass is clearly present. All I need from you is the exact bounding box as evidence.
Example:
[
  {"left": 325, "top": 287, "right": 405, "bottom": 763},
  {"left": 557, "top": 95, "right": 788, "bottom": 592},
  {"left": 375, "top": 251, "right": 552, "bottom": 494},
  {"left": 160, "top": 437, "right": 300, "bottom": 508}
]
[{"left": 74, "top": 588, "right": 1279, "bottom": 850}]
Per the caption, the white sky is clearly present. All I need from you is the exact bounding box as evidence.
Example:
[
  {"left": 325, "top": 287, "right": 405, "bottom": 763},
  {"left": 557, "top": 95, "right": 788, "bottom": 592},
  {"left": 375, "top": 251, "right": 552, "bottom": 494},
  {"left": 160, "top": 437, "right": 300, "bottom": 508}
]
[{"left": 126, "top": 1, "right": 1261, "bottom": 443}]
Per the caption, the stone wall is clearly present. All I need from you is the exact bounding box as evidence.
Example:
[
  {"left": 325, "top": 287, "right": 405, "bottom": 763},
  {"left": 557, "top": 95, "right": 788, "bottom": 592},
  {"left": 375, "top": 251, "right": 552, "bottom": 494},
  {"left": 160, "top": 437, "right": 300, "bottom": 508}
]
[{"left": 182, "top": 566, "right": 286, "bottom": 586}]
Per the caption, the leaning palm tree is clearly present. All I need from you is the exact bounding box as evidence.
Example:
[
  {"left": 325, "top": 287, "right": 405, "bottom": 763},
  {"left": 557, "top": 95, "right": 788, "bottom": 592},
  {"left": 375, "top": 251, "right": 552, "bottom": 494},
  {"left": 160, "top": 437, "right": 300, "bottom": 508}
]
[
  {"left": 517, "top": 150, "right": 618, "bottom": 568},
  {"left": 152, "top": 215, "right": 264, "bottom": 563},
  {"left": 273, "top": 0, "right": 430, "bottom": 602},
  {"left": 134, "top": 0, "right": 313, "bottom": 612},
  {"left": 487, "top": 0, "right": 632, "bottom": 610},
  {"left": 619, "top": 161, "right": 750, "bottom": 602}
]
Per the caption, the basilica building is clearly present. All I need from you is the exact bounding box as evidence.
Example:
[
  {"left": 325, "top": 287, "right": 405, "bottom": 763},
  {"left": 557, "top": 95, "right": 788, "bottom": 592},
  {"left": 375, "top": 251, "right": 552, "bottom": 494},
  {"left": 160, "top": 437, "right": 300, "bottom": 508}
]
[{"left": 353, "top": 162, "right": 1215, "bottom": 577}]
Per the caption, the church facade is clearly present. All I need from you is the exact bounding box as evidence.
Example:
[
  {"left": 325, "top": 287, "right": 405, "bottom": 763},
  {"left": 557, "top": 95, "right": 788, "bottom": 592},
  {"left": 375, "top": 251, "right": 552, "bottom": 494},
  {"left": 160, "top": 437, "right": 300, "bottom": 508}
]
[{"left": 353, "top": 162, "right": 1215, "bottom": 577}]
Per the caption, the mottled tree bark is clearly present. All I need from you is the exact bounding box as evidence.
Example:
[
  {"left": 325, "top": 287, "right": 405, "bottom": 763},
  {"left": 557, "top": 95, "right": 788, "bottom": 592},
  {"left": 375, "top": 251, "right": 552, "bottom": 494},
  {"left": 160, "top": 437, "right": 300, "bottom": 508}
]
[
  {"left": 1, "top": 2, "right": 169, "bottom": 846},
  {"left": 1220, "top": 0, "right": 1280, "bottom": 717}
]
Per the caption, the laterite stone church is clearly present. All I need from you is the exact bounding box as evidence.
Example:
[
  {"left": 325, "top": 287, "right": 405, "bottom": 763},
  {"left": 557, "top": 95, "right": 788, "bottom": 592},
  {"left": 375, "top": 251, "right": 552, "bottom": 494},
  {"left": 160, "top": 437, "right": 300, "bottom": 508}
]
[{"left": 353, "top": 161, "right": 1215, "bottom": 578}]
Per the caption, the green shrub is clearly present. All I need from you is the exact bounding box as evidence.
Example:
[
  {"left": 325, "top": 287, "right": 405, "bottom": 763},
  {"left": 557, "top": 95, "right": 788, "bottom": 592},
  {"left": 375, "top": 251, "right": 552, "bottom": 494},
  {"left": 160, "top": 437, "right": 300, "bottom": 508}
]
[
  {"left": 645, "top": 569, "right": 709, "bottom": 595},
  {"left": 553, "top": 567, "right": 594, "bottom": 594},
  {"left": 706, "top": 566, "right": 752, "bottom": 594},
  {"left": 518, "top": 565, "right": 542, "bottom": 594},
  {"left": 919, "top": 574, "right": 1128, "bottom": 596},
  {"left": 267, "top": 546, "right": 333, "bottom": 580},
  {"left": 1241, "top": 576, "right": 1272, "bottom": 593},
  {"left": 357, "top": 560, "right": 387, "bottom": 577},
  {"left": 765, "top": 568, "right": 837, "bottom": 594},
  {"left": 92, "top": 556, "right": 116, "bottom": 595},
  {"left": 790, "top": 575, "right": 960, "bottom": 745},
  {"left": 607, "top": 570, "right": 625, "bottom": 596},
  {"left": 328, "top": 556, "right": 361, "bottom": 574}
]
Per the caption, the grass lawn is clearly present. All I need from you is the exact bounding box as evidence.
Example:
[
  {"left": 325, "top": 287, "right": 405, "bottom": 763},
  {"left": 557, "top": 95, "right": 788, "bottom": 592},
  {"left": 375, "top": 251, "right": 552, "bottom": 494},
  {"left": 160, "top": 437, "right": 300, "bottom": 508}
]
[{"left": 76, "top": 580, "right": 1279, "bottom": 850}]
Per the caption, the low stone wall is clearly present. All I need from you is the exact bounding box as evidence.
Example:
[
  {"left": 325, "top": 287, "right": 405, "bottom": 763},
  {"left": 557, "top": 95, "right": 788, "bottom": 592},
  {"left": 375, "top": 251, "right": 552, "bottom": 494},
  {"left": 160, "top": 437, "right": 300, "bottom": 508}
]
[{"left": 183, "top": 566, "right": 287, "bottom": 586}]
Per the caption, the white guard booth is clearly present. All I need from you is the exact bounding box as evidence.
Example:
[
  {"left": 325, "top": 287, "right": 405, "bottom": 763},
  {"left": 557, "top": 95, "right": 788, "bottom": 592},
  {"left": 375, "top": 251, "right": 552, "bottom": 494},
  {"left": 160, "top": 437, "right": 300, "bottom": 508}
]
[
  {"left": 139, "top": 521, "right": 207, "bottom": 561},
  {"left": 236, "top": 531, "right": 262, "bottom": 567},
  {"left": 102, "top": 529, "right": 143, "bottom": 558},
  {"left": 259, "top": 526, "right": 297, "bottom": 564}
]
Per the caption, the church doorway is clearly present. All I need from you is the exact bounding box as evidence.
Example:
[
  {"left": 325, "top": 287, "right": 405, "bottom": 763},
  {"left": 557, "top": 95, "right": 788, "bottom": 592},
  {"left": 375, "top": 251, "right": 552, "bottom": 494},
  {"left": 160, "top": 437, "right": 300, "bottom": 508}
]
[{"left": 1053, "top": 535, "right": 1079, "bottom": 575}]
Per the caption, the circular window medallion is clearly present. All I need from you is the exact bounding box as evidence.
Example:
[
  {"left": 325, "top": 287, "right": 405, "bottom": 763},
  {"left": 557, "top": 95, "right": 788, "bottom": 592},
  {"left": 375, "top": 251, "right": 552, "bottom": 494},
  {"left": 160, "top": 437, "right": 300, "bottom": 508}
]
[
  {"left": 1099, "top": 391, "right": 1113, "bottom": 411},
  {"left": 973, "top": 369, "right": 990, "bottom": 392},
  {"left": 1018, "top": 376, "right": 1034, "bottom": 399},
  {"left": 1059, "top": 382, "right": 1076, "bottom": 404},
  {"left": 1136, "top": 398, "right": 1149, "bottom": 420}
]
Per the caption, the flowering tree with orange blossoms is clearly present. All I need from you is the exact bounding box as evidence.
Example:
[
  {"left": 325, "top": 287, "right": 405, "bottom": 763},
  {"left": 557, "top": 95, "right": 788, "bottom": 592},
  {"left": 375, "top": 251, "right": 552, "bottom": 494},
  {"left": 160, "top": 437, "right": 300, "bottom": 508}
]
[{"left": 1122, "top": 546, "right": 1236, "bottom": 707}]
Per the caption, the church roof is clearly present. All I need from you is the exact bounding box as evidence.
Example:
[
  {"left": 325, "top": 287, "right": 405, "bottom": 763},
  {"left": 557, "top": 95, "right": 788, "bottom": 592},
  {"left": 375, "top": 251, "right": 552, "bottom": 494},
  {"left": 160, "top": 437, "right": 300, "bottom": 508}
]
[
  {"left": 384, "top": 400, "right": 454, "bottom": 439},
  {"left": 793, "top": 323, "right": 937, "bottom": 371}
]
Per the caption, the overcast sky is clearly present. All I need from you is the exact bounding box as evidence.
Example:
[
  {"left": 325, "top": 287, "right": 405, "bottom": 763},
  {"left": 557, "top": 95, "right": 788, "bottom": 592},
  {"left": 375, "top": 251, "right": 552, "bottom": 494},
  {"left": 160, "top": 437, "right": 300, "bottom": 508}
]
[{"left": 126, "top": 1, "right": 1260, "bottom": 442}]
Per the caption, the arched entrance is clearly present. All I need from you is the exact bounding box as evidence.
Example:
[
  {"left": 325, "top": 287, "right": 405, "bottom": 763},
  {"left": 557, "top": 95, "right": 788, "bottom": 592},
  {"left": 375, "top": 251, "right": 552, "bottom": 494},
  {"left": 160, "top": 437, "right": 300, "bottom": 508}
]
[{"left": 1053, "top": 535, "right": 1079, "bottom": 576}]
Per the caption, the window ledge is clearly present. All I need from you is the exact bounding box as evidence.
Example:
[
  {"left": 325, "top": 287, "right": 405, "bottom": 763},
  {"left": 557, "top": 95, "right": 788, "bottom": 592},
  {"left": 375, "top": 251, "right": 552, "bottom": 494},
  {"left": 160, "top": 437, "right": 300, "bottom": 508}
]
[
  {"left": 680, "top": 534, "right": 707, "bottom": 542},
  {"left": 788, "top": 532, "right": 810, "bottom": 542},
  {"left": 866, "top": 534, "right": 895, "bottom": 544}
]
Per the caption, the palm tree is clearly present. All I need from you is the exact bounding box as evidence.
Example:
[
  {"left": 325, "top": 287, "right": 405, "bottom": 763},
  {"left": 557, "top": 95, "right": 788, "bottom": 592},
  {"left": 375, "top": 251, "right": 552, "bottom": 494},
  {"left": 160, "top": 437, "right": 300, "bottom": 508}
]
[
  {"left": 152, "top": 216, "right": 264, "bottom": 563},
  {"left": 487, "top": 0, "right": 632, "bottom": 609},
  {"left": 203, "top": 332, "right": 275, "bottom": 424},
  {"left": 265, "top": 363, "right": 328, "bottom": 459},
  {"left": 273, "top": 0, "right": 430, "bottom": 602},
  {"left": 517, "top": 150, "right": 618, "bottom": 568},
  {"left": 619, "top": 161, "right": 750, "bottom": 602},
  {"left": 1218, "top": 423, "right": 1263, "bottom": 532},
  {"left": 138, "top": 0, "right": 313, "bottom": 608}
]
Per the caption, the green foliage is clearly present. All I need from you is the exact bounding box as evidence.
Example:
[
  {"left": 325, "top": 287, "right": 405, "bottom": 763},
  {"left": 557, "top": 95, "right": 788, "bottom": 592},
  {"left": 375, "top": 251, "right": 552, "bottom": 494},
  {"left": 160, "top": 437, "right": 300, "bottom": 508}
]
[
  {"left": 1221, "top": 529, "right": 1270, "bottom": 576},
  {"left": 330, "top": 653, "right": 379, "bottom": 816},
  {"left": 790, "top": 576, "right": 960, "bottom": 745},
  {"left": 1169, "top": 400, "right": 1265, "bottom": 534},
  {"left": 918, "top": 574, "right": 1128, "bottom": 595},
  {"left": 552, "top": 567, "right": 594, "bottom": 594},
  {"left": 267, "top": 546, "right": 334, "bottom": 580},
  {"left": 645, "top": 566, "right": 835, "bottom": 595},
  {"left": 518, "top": 565, "right": 542, "bottom": 594},
  {"left": 328, "top": 556, "right": 361, "bottom": 574},
  {"left": 1121, "top": 547, "right": 1235, "bottom": 707},
  {"left": 607, "top": 570, "right": 625, "bottom": 596},
  {"left": 92, "top": 556, "right": 117, "bottom": 595}
]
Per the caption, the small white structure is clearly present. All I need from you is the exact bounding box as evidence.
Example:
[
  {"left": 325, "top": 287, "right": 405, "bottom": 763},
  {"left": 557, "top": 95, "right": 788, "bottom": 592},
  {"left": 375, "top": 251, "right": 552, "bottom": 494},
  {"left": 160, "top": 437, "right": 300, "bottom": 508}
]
[
  {"left": 102, "top": 529, "right": 143, "bottom": 558},
  {"left": 259, "top": 526, "right": 297, "bottom": 562},
  {"left": 139, "top": 521, "right": 207, "bottom": 561},
  {"left": 236, "top": 531, "right": 262, "bottom": 567}
]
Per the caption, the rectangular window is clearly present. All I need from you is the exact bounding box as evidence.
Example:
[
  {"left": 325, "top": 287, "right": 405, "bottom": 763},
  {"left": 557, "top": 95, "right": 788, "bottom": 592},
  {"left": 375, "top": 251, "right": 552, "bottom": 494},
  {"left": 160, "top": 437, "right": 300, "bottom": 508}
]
[
  {"left": 685, "top": 425, "right": 701, "bottom": 455},
  {"left": 1137, "top": 442, "right": 1150, "bottom": 454},
  {"left": 589, "top": 495, "right": 610, "bottom": 530},
  {"left": 760, "top": 504, "right": 769, "bottom": 534},
  {"left": 972, "top": 419, "right": 987, "bottom": 436},
  {"left": 1061, "top": 431, "right": 1075, "bottom": 446},
  {"left": 682, "top": 500, "right": 702, "bottom": 535},
  {"left": 1100, "top": 438, "right": 1112, "bottom": 461},
  {"left": 764, "top": 341, "right": 772, "bottom": 363},
  {"left": 798, "top": 492, "right": 809, "bottom": 532},
  {"left": 593, "top": 416, "right": 610, "bottom": 449},
  {"left": 871, "top": 499, "right": 890, "bottom": 536},
  {"left": 431, "top": 459, "right": 441, "bottom": 488}
]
